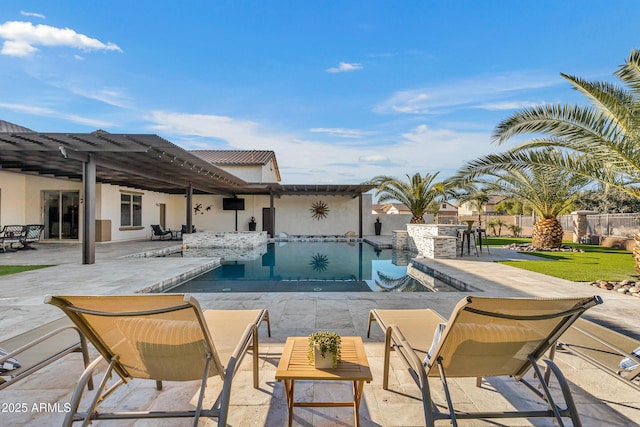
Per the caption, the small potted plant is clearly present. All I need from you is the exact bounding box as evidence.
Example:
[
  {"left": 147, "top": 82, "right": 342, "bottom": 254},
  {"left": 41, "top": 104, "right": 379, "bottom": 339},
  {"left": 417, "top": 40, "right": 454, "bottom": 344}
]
[
  {"left": 248, "top": 216, "right": 257, "bottom": 231},
  {"left": 308, "top": 331, "right": 341, "bottom": 369}
]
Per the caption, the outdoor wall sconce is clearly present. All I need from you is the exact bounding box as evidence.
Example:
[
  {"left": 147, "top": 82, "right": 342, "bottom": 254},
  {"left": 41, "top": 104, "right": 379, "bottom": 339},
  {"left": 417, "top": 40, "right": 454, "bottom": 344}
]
[{"left": 310, "top": 200, "right": 330, "bottom": 220}]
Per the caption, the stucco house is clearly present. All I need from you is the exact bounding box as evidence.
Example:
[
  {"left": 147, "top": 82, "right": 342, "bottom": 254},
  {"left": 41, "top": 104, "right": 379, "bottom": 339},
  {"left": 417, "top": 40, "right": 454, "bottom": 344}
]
[
  {"left": 0, "top": 120, "right": 387, "bottom": 263},
  {"left": 371, "top": 203, "right": 410, "bottom": 215},
  {"left": 435, "top": 201, "right": 459, "bottom": 224},
  {"left": 457, "top": 196, "right": 505, "bottom": 217}
]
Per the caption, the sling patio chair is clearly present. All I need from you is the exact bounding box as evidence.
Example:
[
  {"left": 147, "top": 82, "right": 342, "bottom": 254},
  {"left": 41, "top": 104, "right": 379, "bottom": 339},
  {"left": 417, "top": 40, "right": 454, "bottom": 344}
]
[
  {"left": 150, "top": 224, "right": 173, "bottom": 240},
  {"left": 46, "top": 293, "right": 271, "bottom": 427},
  {"left": 552, "top": 317, "right": 640, "bottom": 392},
  {"left": 367, "top": 295, "right": 602, "bottom": 427},
  {"left": 0, "top": 316, "right": 92, "bottom": 391}
]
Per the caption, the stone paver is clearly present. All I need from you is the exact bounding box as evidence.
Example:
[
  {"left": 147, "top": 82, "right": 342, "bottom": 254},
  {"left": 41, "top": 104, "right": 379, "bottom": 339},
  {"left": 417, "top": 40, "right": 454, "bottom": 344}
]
[{"left": 0, "top": 239, "right": 639, "bottom": 426}]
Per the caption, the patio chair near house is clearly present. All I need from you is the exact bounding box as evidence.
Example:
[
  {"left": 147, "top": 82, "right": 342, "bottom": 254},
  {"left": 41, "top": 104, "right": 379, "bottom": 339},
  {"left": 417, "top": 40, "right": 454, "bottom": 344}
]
[
  {"left": 45, "top": 294, "right": 271, "bottom": 427},
  {"left": 181, "top": 224, "right": 196, "bottom": 235},
  {"left": 150, "top": 224, "right": 173, "bottom": 240},
  {"left": 0, "top": 225, "right": 26, "bottom": 252},
  {"left": 367, "top": 295, "right": 602, "bottom": 426},
  {"left": 20, "top": 224, "right": 44, "bottom": 249}
]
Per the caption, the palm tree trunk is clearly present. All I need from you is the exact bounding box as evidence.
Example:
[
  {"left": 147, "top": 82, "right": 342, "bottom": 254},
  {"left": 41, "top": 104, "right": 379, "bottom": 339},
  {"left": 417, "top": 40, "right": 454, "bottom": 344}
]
[{"left": 532, "top": 218, "right": 563, "bottom": 249}]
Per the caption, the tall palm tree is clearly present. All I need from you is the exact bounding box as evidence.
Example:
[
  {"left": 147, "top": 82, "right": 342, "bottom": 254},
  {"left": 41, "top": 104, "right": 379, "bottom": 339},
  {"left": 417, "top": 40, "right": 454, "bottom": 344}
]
[
  {"left": 370, "top": 172, "right": 450, "bottom": 224},
  {"left": 491, "top": 49, "right": 640, "bottom": 265},
  {"left": 452, "top": 150, "right": 590, "bottom": 248}
]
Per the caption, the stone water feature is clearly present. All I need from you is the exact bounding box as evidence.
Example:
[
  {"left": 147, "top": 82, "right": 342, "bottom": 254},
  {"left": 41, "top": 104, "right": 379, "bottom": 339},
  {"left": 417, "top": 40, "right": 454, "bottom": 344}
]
[
  {"left": 182, "top": 230, "right": 268, "bottom": 248},
  {"left": 392, "top": 224, "right": 465, "bottom": 259}
]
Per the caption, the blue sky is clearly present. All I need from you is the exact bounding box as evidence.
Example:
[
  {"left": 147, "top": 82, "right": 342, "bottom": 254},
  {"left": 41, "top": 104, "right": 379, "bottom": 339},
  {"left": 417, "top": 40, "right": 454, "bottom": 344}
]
[{"left": 1, "top": 1, "right": 639, "bottom": 184}]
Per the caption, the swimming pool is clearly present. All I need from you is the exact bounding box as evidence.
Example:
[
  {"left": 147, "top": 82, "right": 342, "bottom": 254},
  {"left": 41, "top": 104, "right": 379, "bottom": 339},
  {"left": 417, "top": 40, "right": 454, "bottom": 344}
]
[{"left": 168, "top": 242, "right": 476, "bottom": 293}]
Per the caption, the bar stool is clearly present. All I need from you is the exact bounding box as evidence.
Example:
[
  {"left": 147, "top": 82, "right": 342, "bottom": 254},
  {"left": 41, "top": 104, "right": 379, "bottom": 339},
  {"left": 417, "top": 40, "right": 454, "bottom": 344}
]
[
  {"left": 459, "top": 229, "right": 479, "bottom": 256},
  {"left": 476, "top": 228, "right": 490, "bottom": 254}
]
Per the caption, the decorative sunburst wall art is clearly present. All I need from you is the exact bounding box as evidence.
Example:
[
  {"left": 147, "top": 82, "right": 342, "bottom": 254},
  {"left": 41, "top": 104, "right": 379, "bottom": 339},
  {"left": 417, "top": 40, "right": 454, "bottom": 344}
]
[
  {"left": 309, "top": 253, "right": 330, "bottom": 272},
  {"left": 310, "top": 200, "right": 330, "bottom": 220}
]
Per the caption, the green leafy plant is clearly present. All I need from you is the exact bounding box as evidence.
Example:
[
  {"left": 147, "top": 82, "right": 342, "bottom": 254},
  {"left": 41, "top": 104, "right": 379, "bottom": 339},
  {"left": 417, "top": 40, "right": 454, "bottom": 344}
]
[
  {"left": 308, "top": 331, "right": 341, "bottom": 368},
  {"left": 507, "top": 224, "right": 522, "bottom": 237}
]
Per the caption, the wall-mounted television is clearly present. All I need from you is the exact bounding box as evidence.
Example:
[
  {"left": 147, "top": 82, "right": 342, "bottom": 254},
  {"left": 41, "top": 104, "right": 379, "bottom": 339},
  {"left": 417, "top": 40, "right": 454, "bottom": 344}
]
[{"left": 222, "top": 198, "right": 245, "bottom": 211}]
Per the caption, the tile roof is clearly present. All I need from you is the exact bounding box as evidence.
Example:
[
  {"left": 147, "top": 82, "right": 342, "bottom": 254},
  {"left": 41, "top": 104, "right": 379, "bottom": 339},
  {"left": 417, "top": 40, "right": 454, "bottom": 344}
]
[
  {"left": 191, "top": 150, "right": 275, "bottom": 165},
  {"left": 0, "top": 120, "right": 34, "bottom": 133}
]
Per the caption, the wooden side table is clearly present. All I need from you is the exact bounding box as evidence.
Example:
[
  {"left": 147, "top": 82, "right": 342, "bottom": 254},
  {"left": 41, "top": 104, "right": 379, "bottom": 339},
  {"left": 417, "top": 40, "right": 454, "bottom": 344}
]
[{"left": 275, "top": 336, "right": 372, "bottom": 426}]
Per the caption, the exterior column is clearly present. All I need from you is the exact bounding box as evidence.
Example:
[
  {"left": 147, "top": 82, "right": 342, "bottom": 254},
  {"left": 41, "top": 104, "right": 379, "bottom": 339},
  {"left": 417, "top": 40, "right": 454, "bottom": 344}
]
[
  {"left": 270, "top": 191, "right": 275, "bottom": 237},
  {"left": 186, "top": 183, "right": 193, "bottom": 234},
  {"left": 82, "top": 155, "right": 96, "bottom": 264},
  {"left": 358, "top": 193, "right": 363, "bottom": 238},
  {"left": 571, "top": 210, "right": 596, "bottom": 243}
]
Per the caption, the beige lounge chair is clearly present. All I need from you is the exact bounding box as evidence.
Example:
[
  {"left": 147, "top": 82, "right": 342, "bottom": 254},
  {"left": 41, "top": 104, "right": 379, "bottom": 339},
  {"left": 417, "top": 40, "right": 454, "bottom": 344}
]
[
  {"left": 554, "top": 317, "right": 640, "bottom": 392},
  {"left": 367, "top": 295, "right": 602, "bottom": 427},
  {"left": 46, "top": 294, "right": 271, "bottom": 427}
]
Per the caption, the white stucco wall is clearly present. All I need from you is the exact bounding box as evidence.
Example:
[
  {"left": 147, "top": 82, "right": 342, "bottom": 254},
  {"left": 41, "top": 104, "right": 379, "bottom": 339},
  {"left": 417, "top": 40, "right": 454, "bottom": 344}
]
[
  {"left": 0, "top": 171, "right": 27, "bottom": 225},
  {"left": 164, "top": 194, "right": 267, "bottom": 233},
  {"left": 24, "top": 175, "right": 82, "bottom": 227},
  {"left": 173, "top": 194, "right": 375, "bottom": 236},
  {"left": 217, "top": 165, "right": 262, "bottom": 183},
  {"left": 216, "top": 162, "right": 278, "bottom": 184},
  {"left": 99, "top": 184, "right": 179, "bottom": 242},
  {"left": 274, "top": 195, "right": 360, "bottom": 235},
  {"left": 262, "top": 159, "right": 279, "bottom": 182},
  {"left": 365, "top": 214, "right": 413, "bottom": 235},
  {"left": 2, "top": 170, "right": 404, "bottom": 239}
]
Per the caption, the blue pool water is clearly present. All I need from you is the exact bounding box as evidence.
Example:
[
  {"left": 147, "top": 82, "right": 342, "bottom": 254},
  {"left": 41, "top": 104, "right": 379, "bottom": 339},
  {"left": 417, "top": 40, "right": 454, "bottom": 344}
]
[{"left": 168, "top": 242, "right": 476, "bottom": 293}]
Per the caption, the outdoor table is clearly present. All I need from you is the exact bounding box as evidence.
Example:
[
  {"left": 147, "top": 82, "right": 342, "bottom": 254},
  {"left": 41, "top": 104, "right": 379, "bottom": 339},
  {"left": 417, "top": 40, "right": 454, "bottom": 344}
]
[{"left": 275, "top": 336, "right": 372, "bottom": 426}]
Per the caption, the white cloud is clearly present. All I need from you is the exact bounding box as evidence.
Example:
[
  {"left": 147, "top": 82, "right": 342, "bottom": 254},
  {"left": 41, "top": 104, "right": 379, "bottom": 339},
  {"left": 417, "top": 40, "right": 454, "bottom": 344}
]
[
  {"left": 309, "top": 127, "right": 372, "bottom": 138},
  {"left": 147, "top": 111, "right": 400, "bottom": 183},
  {"left": 359, "top": 154, "right": 391, "bottom": 164},
  {"left": 0, "top": 21, "right": 122, "bottom": 57},
  {"left": 326, "top": 62, "right": 363, "bottom": 73},
  {"left": 64, "top": 86, "right": 132, "bottom": 108},
  {"left": 20, "top": 11, "right": 46, "bottom": 19},
  {"left": 374, "top": 71, "right": 560, "bottom": 114},
  {"left": 397, "top": 124, "right": 492, "bottom": 168},
  {"left": 145, "top": 111, "right": 500, "bottom": 184},
  {"left": 475, "top": 100, "right": 539, "bottom": 110},
  {"left": 0, "top": 102, "right": 117, "bottom": 128}
]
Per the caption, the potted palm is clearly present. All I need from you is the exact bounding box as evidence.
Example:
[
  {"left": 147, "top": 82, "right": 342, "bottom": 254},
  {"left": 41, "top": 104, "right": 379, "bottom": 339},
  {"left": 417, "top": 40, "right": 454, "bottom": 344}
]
[{"left": 308, "top": 331, "right": 341, "bottom": 369}]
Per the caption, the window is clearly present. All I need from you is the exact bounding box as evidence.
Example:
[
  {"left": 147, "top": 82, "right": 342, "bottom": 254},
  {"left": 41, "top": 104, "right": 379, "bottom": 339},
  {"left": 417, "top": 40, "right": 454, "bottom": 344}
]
[
  {"left": 441, "top": 203, "right": 447, "bottom": 209},
  {"left": 121, "top": 193, "right": 142, "bottom": 227}
]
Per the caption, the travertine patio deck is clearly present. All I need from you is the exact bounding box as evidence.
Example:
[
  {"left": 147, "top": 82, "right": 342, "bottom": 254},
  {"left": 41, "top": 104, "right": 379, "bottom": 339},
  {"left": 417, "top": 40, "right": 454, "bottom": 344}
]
[{"left": 1, "top": 238, "right": 639, "bottom": 426}]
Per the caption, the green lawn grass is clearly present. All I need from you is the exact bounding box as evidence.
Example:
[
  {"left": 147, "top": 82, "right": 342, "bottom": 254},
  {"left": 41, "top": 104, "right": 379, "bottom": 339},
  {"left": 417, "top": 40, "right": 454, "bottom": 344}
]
[
  {"left": 487, "top": 237, "right": 636, "bottom": 282},
  {"left": 0, "top": 265, "right": 53, "bottom": 277}
]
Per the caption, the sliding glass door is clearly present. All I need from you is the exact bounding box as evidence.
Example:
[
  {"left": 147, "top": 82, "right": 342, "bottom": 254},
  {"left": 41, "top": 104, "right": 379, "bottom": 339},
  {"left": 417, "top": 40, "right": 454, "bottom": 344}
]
[{"left": 43, "top": 190, "right": 80, "bottom": 240}]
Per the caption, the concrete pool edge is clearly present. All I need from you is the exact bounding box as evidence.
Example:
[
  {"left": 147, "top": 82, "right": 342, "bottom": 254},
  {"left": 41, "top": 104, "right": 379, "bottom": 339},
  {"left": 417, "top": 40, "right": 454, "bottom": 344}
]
[{"left": 135, "top": 259, "right": 220, "bottom": 294}]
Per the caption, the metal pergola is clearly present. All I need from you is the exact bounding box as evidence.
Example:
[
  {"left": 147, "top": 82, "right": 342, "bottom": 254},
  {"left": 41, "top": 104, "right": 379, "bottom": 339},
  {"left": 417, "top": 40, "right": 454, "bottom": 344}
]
[
  {"left": 0, "top": 131, "right": 246, "bottom": 264},
  {"left": 0, "top": 129, "right": 376, "bottom": 264}
]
